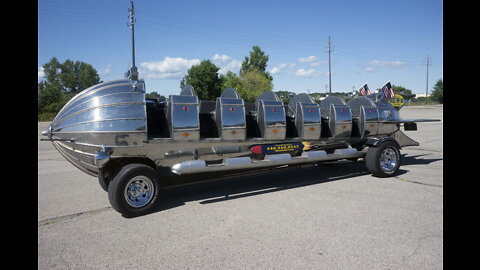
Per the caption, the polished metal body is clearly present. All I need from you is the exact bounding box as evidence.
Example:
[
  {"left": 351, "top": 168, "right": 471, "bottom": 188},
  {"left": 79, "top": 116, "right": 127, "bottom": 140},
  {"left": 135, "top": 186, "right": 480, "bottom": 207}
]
[
  {"left": 288, "top": 93, "right": 322, "bottom": 140},
  {"left": 168, "top": 95, "right": 200, "bottom": 141},
  {"left": 42, "top": 78, "right": 439, "bottom": 178},
  {"left": 43, "top": 79, "right": 148, "bottom": 176},
  {"left": 215, "top": 88, "right": 246, "bottom": 141}
]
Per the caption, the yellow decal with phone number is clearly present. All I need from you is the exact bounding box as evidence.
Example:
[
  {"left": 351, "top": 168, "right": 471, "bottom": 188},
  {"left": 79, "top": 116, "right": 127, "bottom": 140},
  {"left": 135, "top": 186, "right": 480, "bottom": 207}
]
[{"left": 388, "top": 94, "right": 405, "bottom": 109}]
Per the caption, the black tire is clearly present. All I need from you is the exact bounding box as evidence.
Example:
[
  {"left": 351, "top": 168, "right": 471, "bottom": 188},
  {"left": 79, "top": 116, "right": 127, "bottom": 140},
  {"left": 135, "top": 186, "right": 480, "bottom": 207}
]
[
  {"left": 98, "top": 172, "right": 109, "bottom": 192},
  {"left": 365, "top": 140, "right": 401, "bottom": 177},
  {"left": 107, "top": 163, "right": 161, "bottom": 217}
]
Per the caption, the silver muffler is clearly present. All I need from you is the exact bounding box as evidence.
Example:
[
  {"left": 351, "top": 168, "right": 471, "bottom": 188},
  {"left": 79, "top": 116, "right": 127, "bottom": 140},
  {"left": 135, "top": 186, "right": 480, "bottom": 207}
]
[{"left": 170, "top": 148, "right": 367, "bottom": 175}]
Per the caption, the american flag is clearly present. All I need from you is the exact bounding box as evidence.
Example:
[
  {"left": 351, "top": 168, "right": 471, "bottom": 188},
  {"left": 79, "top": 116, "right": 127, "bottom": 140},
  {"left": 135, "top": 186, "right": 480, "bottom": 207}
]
[
  {"left": 382, "top": 82, "right": 395, "bottom": 99},
  {"left": 359, "top": 83, "right": 371, "bottom": 96}
]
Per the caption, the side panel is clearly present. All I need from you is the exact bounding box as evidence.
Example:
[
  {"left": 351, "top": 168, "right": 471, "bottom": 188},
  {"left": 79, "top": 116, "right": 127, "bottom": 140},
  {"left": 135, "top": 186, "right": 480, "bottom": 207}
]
[
  {"left": 328, "top": 104, "right": 352, "bottom": 138},
  {"left": 295, "top": 102, "right": 321, "bottom": 140},
  {"left": 216, "top": 97, "right": 246, "bottom": 140},
  {"left": 258, "top": 100, "right": 286, "bottom": 140},
  {"left": 169, "top": 95, "right": 200, "bottom": 140},
  {"left": 360, "top": 106, "right": 379, "bottom": 137}
]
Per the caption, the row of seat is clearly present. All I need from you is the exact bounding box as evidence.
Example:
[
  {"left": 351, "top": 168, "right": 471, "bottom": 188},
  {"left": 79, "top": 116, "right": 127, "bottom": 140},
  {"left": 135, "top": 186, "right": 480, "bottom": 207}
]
[{"left": 165, "top": 86, "right": 391, "bottom": 141}]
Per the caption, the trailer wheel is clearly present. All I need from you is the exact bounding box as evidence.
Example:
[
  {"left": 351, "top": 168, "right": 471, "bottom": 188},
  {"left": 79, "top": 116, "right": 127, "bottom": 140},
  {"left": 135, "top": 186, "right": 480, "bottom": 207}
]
[
  {"left": 108, "top": 163, "right": 161, "bottom": 217},
  {"left": 365, "top": 141, "right": 401, "bottom": 177}
]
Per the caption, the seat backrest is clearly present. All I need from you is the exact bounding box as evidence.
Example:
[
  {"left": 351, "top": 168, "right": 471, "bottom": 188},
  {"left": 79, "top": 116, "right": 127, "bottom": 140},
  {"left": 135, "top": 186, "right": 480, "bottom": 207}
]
[
  {"left": 287, "top": 93, "right": 321, "bottom": 140},
  {"left": 328, "top": 104, "right": 352, "bottom": 138},
  {"left": 215, "top": 88, "right": 246, "bottom": 140},
  {"left": 294, "top": 102, "right": 321, "bottom": 140},
  {"left": 180, "top": 85, "right": 196, "bottom": 96},
  {"left": 359, "top": 106, "right": 379, "bottom": 137},
  {"left": 257, "top": 99, "right": 286, "bottom": 140},
  {"left": 320, "top": 95, "right": 346, "bottom": 119},
  {"left": 168, "top": 95, "right": 200, "bottom": 140},
  {"left": 347, "top": 96, "right": 376, "bottom": 118}
]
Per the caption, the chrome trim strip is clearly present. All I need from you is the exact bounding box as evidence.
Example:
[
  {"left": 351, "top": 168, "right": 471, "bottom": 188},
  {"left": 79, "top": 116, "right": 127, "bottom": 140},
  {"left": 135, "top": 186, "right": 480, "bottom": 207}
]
[
  {"left": 73, "top": 141, "right": 144, "bottom": 148},
  {"left": 53, "top": 102, "right": 146, "bottom": 128},
  {"left": 52, "top": 141, "right": 98, "bottom": 177},
  {"left": 52, "top": 117, "right": 146, "bottom": 131},
  {"left": 53, "top": 141, "right": 98, "bottom": 170},
  {"left": 53, "top": 130, "right": 147, "bottom": 134},
  {"left": 55, "top": 81, "right": 131, "bottom": 120},
  {"left": 56, "top": 141, "right": 95, "bottom": 157},
  {"left": 56, "top": 91, "right": 144, "bottom": 121}
]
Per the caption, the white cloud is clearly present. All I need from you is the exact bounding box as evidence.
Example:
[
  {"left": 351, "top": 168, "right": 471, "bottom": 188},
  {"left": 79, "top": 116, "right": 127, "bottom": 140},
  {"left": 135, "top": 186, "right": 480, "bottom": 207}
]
[
  {"left": 38, "top": 67, "right": 45, "bottom": 79},
  {"left": 212, "top": 54, "right": 231, "bottom": 62},
  {"left": 270, "top": 67, "right": 281, "bottom": 74},
  {"left": 310, "top": 61, "right": 328, "bottom": 67},
  {"left": 369, "top": 60, "right": 406, "bottom": 67},
  {"left": 298, "top": 56, "right": 318, "bottom": 63},
  {"left": 212, "top": 54, "right": 241, "bottom": 74},
  {"left": 365, "top": 67, "right": 374, "bottom": 72},
  {"left": 99, "top": 64, "right": 112, "bottom": 76},
  {"left": 294, "top": 68, "right": 321, "bottom": 78},
  {"left": 269, "top": 63, "right": 287, "bottom": 74},
  {"left": 141, "top": 57, "right": 201, "bottom": 79},
  {"left": 219, "top": 59, "right": 242, "bottom": 74}
]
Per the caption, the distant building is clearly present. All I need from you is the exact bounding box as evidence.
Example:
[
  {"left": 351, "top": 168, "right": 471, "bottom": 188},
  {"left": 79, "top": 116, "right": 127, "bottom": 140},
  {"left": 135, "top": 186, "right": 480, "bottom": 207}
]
[{"left": 415, "top": 93, "right": 429, "bottom": 98}]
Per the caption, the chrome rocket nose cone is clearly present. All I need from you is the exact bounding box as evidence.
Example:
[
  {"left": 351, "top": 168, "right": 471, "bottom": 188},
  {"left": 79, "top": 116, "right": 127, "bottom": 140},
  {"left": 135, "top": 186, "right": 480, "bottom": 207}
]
[{"left": 42, "top": 125, "right": 52, "bottom": 139}]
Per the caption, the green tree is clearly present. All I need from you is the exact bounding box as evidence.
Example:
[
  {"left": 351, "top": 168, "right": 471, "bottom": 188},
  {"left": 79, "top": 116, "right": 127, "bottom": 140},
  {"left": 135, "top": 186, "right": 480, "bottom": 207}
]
[
  {"left": 237, "top": 70, "right": 273, "bottom": 103},
  {"left": 392, "top": 85, "right": 412, "bottom": 96},
  {"left": 220, "top": 71, "right": 242, "bottom": 91},
  {"left": 430, "top": 79, "right": 443, "bottom": 103},
  {"left": 219, "top": 70, "right": 273, "bottom": 103},
  {"left": 145, "top": 91, "right": 165, "bottom": 99},
  {"left": 38, "top": 57, "right": 102, "bottom": 118},
  {"left": 38, "top": 80, "right": 65, "bottom": 114},
  {"left": 180, "top": 60, "right": 222, "bottom": 101},
  {"left": 240, "top": 45, "right": 273, "bottom": 81}
]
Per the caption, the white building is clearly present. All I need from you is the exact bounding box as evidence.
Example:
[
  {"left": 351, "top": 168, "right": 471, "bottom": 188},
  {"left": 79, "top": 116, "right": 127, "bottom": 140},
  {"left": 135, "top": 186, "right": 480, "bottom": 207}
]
[{"left": 415, "top": 93, "right": 429, "bottom": 98}]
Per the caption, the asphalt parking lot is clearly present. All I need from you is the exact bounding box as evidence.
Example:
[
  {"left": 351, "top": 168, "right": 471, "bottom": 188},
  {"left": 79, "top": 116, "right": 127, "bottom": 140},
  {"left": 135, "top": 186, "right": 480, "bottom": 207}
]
[{"left": 38, "top": 105, "right": 443, "bottom": 269}]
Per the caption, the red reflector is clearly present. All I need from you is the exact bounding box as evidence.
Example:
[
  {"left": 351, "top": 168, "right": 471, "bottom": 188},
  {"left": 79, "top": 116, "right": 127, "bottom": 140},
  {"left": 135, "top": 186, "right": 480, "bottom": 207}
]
[
  {"left": 183, "top": 106, "right": 188, "bottom": 111},
  {"left": 230, "top": 107, "right": 235, "bottom": 111},
  {"left": 272, "top": 108, "right": 277, "bottom": 112},
  {"left": 250, "top": 145, "right": 262, "bottom": 154},
  {"left": 309, "top": 109, "right": 314, "bottom": 113}
]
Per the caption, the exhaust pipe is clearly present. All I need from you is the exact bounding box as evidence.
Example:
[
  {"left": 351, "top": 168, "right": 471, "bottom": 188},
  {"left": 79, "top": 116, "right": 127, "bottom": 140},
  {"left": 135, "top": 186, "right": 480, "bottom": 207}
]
[{"left": 171, "top": 148, "right": 366, "bottom": 175}]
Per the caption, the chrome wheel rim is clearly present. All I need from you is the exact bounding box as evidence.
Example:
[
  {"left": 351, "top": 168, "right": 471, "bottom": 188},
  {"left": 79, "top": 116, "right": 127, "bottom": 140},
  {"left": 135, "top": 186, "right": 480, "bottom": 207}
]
[
  {"left": 124, "top": 176, "right": 155, "bottom": 208},
  {"left": 379, "top": 148, "right": 398, "bottom": 173}
]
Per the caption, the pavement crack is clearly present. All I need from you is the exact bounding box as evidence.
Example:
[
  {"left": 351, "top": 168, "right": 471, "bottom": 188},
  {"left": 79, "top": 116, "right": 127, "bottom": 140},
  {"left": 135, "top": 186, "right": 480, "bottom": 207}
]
[
  {"left": 38, "top": 207, "right": 112, "bottom": 227},
  {"left": 394, "top": 176, "right": 443, "bottom": 188}
]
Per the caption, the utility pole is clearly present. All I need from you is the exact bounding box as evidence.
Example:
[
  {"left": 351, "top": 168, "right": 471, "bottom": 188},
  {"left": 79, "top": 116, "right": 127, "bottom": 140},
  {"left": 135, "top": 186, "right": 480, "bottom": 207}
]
[
  {"left": 327, "top": 36, "right": 333, "bottom": 94},
  {"left": 424, "top": 55, "right": 432, "bottom": 97},
  {"left": 127, "top": 0, "right": 138, "bottom": 81}
]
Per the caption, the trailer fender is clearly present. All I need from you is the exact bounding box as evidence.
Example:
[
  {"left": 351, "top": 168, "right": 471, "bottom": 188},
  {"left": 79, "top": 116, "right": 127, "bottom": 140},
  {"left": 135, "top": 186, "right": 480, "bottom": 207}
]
[
  {"left": 365, "top": 136, "right": 401, "bottom": 149},
  {"left": 97, "top": 156, "right": 157, "bottom": 192}
]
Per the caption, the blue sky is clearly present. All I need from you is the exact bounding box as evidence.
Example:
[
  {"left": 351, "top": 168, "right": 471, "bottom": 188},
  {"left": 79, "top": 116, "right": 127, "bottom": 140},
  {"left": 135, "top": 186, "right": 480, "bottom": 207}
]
[{"left": 38, "top": 0, "right": 443, "bottom": 96}]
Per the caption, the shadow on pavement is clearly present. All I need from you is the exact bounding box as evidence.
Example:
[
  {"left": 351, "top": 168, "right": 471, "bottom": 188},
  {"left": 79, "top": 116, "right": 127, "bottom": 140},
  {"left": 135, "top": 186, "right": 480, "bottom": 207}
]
[
  {"left": 401, "top": 153, "right": 443, "bottom": 166},
  {"left": 123, "top": 152, "right": 442, "bottom": 218},
  {"left": 147, "top": 160, "right": 392, "bottom": 216}
]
